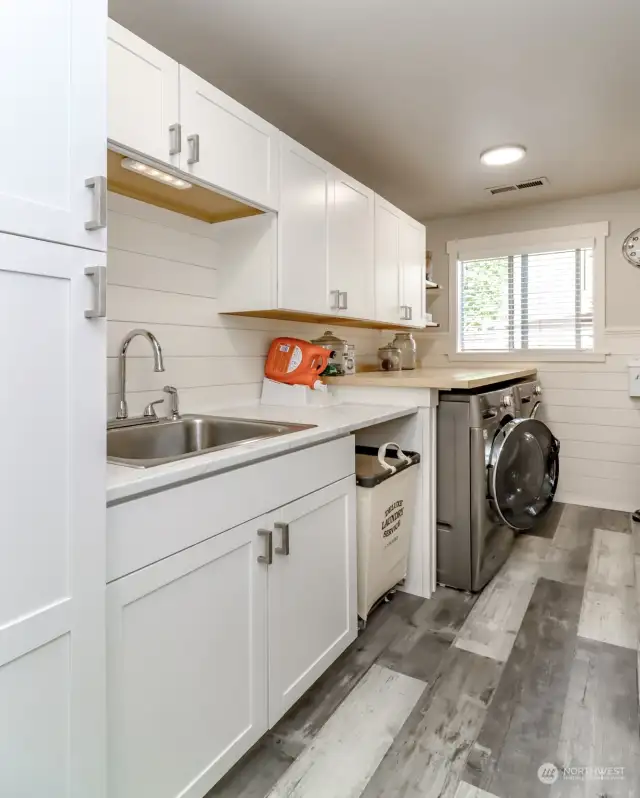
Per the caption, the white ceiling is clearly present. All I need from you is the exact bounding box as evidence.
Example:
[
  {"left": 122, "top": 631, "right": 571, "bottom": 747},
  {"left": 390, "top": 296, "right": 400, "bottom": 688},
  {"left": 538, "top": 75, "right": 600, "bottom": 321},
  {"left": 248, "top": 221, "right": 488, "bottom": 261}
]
[{"left": 109, "top": 0, "right": 640, "bottom": 221}]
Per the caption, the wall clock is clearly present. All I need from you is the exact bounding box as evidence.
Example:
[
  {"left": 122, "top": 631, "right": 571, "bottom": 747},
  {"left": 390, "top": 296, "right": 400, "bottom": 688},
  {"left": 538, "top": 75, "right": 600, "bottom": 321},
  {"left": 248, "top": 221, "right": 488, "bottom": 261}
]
[{"left": 622, "top": 227, "right": 640, "bottom": 267}]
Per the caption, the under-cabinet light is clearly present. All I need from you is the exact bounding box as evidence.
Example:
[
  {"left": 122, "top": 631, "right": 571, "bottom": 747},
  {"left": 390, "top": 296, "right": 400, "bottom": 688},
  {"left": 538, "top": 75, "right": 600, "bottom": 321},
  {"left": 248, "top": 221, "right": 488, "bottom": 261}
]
[{"left": 121, "top": 157, "right": 192, "bottom": 190}]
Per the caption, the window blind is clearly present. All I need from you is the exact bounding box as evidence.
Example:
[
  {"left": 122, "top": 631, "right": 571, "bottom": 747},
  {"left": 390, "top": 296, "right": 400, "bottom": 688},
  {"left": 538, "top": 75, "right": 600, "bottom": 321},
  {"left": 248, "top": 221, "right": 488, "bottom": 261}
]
[{"left": 458, "top": 247, "right": 594, "bottom": 352}]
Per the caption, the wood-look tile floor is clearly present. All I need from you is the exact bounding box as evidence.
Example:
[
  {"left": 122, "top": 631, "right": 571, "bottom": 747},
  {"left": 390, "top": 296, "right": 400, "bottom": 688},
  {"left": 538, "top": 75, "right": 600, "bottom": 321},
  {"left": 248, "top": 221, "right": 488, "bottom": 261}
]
[{"left": 208, "top": 504, "right": 640, "bottom": 798}]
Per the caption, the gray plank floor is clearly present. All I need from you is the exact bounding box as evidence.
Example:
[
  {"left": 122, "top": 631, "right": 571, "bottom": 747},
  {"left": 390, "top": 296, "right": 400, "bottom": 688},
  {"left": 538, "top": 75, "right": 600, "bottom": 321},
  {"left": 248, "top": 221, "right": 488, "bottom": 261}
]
[{"left": 208, "top": 504, "right": 640, "bottom": 798}]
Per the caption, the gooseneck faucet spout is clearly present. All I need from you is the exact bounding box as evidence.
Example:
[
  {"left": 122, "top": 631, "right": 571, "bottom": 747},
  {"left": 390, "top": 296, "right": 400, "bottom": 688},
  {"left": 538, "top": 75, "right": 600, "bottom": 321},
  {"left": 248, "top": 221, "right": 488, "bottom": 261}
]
[{"left": 117, "top": 329, "right": 165, "bottom": 419}]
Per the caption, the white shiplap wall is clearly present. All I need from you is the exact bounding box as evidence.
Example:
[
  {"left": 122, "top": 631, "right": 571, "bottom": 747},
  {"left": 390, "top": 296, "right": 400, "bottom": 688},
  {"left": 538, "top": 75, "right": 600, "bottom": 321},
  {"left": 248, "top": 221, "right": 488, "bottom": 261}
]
[
  {"left": 419, "top": 332, "right": 640, "bottom": 512},
  {"left": 107, "top": 193, "right": 380, "bottom": 418}
]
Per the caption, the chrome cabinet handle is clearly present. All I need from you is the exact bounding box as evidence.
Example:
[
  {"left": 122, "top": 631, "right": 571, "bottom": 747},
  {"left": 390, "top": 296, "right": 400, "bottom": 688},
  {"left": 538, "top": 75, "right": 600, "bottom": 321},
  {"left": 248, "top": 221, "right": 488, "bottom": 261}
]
[
  {"left": 407, "top": 305, "right": 413, "bottom": 320},
  {"left": 187, "top": 133, "right": 200, "bottom": 165},
  {"left": 257, "top": 529, "right": 273, "bottom": 564},
  {"left": 339, "top": 291, "right": 348, "bottom": 310},
  {"left": 274, "top": 522, "right": 290, "bottom": 556},
  {"left": 330, "top": 290, "right": 340, "bottom": 311},
  {"left": 400, "top": 305, "right": 407, "bottom": 320},
  {"left": 85, "top": 176, "right": 107, "bottom": 231},
  {"left": 169, "top": 123, "right": 182, "bottom": 155},
  {"left": 84, "top": 265, "right": 107, "bottom": 318}
]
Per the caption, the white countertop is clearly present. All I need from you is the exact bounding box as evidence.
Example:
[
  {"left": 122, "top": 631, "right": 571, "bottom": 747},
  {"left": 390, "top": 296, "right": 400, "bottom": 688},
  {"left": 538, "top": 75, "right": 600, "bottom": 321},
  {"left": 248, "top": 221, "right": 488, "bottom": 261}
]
[{"left": 106, "top": 401, "right": 418, "bottom": 504}]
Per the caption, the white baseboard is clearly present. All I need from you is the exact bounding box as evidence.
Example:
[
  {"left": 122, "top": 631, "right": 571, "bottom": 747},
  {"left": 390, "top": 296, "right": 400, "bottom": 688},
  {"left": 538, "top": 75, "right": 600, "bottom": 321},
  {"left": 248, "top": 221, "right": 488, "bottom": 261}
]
[{"left": 555, "top": 489, "right": 637, "bottom": 514}]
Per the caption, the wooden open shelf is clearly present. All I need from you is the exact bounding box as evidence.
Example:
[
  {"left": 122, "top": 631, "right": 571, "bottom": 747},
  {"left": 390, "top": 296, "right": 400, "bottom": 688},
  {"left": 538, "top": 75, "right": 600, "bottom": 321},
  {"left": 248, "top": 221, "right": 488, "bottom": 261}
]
[
  {"left": 107, "top": 149, "right": 264, "bottom": 224},
  {"left": 223, "top": 308, "right": 440, "bottom": 331}
]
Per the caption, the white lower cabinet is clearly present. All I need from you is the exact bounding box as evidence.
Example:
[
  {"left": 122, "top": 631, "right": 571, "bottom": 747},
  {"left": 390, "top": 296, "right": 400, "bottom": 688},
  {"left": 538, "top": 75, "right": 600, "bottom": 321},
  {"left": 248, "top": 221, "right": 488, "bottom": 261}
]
[
  {"left": 106, "top": 442, "right": 356, "bottom": 798},
  {"left": 268, "top": 477, "right": 357, "bottom": 725},
  {"left": 107, "top": 516, "right": 269, "bottom": 798}
]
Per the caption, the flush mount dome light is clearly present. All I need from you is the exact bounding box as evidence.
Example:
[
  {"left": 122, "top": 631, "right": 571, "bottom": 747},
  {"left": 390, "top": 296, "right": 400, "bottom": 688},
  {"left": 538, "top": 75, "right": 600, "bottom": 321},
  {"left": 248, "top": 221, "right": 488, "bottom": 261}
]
[
  {"left": 480, "top": 145, "right": 527, "bottom": 166},
  {"left": 121, "top": 157, "right": 192, "bottom": 189}
]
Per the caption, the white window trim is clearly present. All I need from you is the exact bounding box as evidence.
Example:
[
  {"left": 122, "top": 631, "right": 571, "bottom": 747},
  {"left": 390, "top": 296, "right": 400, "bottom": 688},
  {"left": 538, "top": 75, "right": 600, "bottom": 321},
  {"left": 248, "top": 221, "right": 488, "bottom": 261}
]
[{"left": 446, "top": 221, "right": 609, "bottom": 362}]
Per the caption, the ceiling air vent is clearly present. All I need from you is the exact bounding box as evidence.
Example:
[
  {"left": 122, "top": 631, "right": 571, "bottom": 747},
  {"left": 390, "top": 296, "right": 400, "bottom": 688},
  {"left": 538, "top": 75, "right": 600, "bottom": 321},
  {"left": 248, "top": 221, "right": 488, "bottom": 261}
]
[
  {"left": 516, "top": 177, "right": 549, "bottom": 190},
  {"left": 485, "top": 177, "right": 549, "bottom": 196},
  {"left": 487, "top": 184, "right": 517, "bottom": 195}
]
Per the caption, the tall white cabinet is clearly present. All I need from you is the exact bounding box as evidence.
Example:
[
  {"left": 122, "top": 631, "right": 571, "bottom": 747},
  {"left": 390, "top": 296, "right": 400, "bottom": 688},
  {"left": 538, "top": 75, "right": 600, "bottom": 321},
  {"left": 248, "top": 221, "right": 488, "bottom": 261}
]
[
  {"left": 0, "top": 2, "right": 107, "bottom": 796},
  {"left": 0, "top": 0, "right": 106, "bottom": 251}
]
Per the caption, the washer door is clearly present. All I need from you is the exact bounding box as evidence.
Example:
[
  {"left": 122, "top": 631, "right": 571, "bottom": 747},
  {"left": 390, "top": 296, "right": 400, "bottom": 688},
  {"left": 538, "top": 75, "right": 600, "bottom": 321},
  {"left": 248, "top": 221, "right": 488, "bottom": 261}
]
[{"left": 488, "top": 418, "right": 560, "bottom": 530}]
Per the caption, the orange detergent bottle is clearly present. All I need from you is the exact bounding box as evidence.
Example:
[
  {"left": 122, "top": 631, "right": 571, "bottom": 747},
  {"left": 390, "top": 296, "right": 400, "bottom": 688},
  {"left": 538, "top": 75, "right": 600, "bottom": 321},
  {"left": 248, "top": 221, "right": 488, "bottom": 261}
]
[{"left": 265, "top": 337, "right": 330, "bottom": 388}]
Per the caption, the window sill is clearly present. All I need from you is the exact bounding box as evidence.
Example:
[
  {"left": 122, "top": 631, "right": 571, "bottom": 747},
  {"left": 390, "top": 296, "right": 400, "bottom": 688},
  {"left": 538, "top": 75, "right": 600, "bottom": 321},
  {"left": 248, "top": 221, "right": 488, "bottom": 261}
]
[{"left": 447, "top": 351, "right": 608, "bottom": 364}]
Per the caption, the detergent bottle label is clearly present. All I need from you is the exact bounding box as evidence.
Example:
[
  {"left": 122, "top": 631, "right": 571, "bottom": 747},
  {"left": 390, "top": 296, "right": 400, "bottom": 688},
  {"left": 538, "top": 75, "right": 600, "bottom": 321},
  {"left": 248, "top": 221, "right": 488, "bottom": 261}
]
[{"left": 287, "top": 345, "right": 303, "bottom": 372}]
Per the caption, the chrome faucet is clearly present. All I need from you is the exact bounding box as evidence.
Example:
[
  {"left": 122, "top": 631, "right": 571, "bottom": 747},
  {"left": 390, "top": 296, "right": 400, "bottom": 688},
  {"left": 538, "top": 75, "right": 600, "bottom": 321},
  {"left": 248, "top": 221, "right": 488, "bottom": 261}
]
[{"left": 117, "top": 329, "right": 165, "bottom": 420}]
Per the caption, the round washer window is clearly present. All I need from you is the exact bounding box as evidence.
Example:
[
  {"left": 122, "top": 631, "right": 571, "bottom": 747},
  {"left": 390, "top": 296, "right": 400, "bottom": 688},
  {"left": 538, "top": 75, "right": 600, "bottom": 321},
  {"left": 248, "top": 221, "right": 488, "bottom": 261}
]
[{"left": 489, "top": 418, "right": 559, "bottom": 530}]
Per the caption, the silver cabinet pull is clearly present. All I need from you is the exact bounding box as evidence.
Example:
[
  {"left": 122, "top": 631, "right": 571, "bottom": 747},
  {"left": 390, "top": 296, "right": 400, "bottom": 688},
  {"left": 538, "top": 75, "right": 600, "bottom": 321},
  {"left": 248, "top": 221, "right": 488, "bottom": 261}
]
[
  {"left": 339, "top": 291, "right": 348, "bottom": 310},
  {"left": 84, "top": 265, "right": 107, "bottom": 318},
  {"left": 407, "top": 306, "right": 413, "bottom": 320},
  {"left": 186, "top": 133, "right": 200, "bottom": 165},
  {"left": 330, "top": 290, "right": 340, "bottom": 311},
  {"left": 169, "top": 123, "right": 182, "bottom": 155},
  {"left": 85, "top": 176, "right": 107, "bottom": 231},
  {"left": 274, "top": 522, "right": 290, "bottom": 556},
  {"left": 257, "top": 529, "right": 273, "bottom": 565},
  {"left": 400, "top": 305, "right": 407, "bottom": 320}
]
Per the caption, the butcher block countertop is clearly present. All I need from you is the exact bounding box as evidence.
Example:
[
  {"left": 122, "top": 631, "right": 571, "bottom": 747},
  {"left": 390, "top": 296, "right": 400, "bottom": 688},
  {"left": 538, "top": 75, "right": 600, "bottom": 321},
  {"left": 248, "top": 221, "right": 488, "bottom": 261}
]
[{"left": 323, "top": 366, "right": 537, "bottom": 390}]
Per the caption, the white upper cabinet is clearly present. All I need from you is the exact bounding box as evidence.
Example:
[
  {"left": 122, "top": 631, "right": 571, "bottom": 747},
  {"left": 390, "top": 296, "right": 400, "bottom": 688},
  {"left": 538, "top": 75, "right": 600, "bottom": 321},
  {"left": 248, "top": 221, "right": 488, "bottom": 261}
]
[
  {"left": 374, "top": 195, "right": 403, "bottom": 324},
  {"left": 0, "top": 0, "right": 106, "bottom": 250},
  {"left": 330, "top": 172, "right": 375, "bottom": 320},
  {"left": 278, "top": 135, "right": 331, "bottom": 314},
  {"left": 107, "top": 20, "right": 180, "bottom": 167},
  {"left": 401, "top": 216, "right": 428, "bottom": 326},
  {"left": 0, "top": 233, "right": 106, "bottom": 798},
  {"left": 374, "top": 195, "right": 426, "bottom": 327},
  {"left": 179, "top": 67, "right": 280, "bottom": 210}
]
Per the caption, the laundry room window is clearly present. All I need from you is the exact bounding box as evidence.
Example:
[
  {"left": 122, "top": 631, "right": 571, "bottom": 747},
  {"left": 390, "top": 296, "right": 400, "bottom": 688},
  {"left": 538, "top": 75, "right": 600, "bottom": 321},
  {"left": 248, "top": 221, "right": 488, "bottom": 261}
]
[{"left": 447, "top": 222, "right": 608, "bottom": 359}]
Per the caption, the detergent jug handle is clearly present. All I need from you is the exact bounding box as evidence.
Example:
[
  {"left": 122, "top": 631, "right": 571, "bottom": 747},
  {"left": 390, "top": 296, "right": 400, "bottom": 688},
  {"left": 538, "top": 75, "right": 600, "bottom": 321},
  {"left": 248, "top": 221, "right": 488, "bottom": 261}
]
[{"left": 312, "top": 352, "right": 328, "bottom": 373}]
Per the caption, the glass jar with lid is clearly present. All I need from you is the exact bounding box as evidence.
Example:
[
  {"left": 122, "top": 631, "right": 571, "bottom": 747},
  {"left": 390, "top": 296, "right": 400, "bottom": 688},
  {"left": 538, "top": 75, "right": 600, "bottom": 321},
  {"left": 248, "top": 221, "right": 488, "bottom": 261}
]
[
  {"left": 392, "top": 332, "right": 417, "bottom": 370},
  {"left": 310, "top": 330, "right": 348, "bottom": 376},
  {"left": 377, "top": 343, "right": 402, "bottom": 371}
]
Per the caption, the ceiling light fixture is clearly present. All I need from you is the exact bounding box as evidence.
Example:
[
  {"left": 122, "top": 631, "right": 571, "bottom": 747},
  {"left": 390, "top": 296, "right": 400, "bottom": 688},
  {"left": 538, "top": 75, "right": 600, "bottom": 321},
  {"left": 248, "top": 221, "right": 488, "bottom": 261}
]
[
  {"left": 480, "top": 145, "right": 527, "bottom": 167},
  {"left": 121, "top": 157, "right": 192, "bottom": 189}
]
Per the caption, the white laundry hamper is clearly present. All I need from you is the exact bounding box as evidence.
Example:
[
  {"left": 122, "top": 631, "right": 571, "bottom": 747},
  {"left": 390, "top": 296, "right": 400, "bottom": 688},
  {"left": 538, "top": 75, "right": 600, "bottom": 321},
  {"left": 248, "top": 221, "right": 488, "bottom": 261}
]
[{"left": 355, "top": 442, "right": 420, "bottom": 622}]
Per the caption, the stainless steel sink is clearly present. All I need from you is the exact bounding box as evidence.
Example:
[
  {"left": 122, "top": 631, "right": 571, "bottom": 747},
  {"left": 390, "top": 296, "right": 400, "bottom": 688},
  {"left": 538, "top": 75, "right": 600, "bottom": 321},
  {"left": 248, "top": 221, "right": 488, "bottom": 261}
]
[{"left": 107, "top": 414, "right": 317, "bottom": 468}]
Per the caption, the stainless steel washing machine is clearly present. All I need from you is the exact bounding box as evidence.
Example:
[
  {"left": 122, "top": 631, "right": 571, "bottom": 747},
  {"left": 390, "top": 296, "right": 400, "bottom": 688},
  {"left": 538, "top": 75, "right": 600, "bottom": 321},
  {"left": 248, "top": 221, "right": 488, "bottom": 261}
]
[{"left": 437, "top": 383, "right": 559, "bottom": 592}]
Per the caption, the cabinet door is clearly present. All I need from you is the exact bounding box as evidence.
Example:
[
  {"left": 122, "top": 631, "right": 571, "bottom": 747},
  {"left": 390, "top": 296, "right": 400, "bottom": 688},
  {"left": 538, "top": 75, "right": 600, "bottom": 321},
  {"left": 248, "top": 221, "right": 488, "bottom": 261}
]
[
  {"left": 330, "top": 172, "right": 375, "bottom": 320},
  {"left": 0, "top": 0, "right": 106, "bottom": 250},
  {"left": 374, "top": 195, "right": 403, "bottom": 324},
  {"left": 0, "top": 235, "right": 106, "bottom": 798},
  {"left": 268, "top": 477, "right": 357, "bottom": 726},
  {"left": 107, "top": 518, "right": 269, "bottom": 798},
  {"left": 401, "top": 217, "right": 427, "bottom": 327},
  {"left": 108, "top": 20, "right": 180, "bottom": 167},
  {"left": 179, "top": 67, "right": 279, "bottom": 210},
  {"left": 278, "top": 135, "right": 331, "bottom": 314}
]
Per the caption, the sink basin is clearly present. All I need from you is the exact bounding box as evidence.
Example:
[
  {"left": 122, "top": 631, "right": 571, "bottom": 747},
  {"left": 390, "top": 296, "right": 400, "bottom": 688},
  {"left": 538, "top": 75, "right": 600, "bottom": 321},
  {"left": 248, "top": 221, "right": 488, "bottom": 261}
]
[{"left": 107, "top": 414, "right": 317, "bottom": 468}]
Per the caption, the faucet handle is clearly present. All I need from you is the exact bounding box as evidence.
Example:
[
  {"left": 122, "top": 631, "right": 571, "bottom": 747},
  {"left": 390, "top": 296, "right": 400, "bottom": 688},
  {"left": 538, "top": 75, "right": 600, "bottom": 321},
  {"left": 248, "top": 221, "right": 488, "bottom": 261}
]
[
  {"left": 143, "top": 398, "right": 165, "bottom": 419},
  {"left": 163, "top": 385, "right": 180, "bottom": 419}
]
